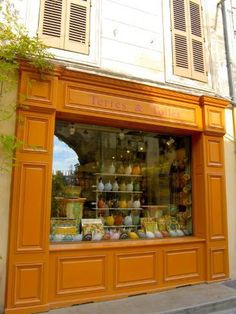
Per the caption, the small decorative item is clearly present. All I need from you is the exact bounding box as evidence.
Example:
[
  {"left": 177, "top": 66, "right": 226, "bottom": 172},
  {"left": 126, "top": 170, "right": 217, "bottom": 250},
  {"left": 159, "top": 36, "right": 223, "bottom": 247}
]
[
  {"left": 83, "top": 233, "right": 92, "bottom": 241},
  {"left": 103, "top": 232, "right": 111, "bottom": 240},
  {"left": 137, "top": 230, "right": 146, "bottom": 239},
  {"left": 126, "top": 181, "right": 133, "bottom": 192},
  {"left": 104, "top": 181, "right": 112, "bottom": 191},
  {"left": 114, "top": 214, "right": 123, "bottom": 225},
  {"left": 124, "top": 215, "right": 132, "bottom": 225},
  {"left": 128, "top": 231, "right": 139, "bottom": 239},
  {"left": 146, "top": 231, "right": 155, "bottom": 238},
  {"left": 73, "top": 234, "right": 83, "bottom": 241},
  {"left": 132, "top": 214, "right": 140, "bottom": 225},
  {"left": 133, "top": 181, "right": 140, "bottom": 191},
  {"left": 133, "top": 199, "right": 141, "bottom": 208},
  {"left": 119, "top": 231, "right": 129, "bottom": 240},
  {"left": 112, "top": 179, "right": 119, "bottom": 191},
  {"left": 108, "top": 162, "right": 116, "bottom": 174},
  {"left": 81, "top": 218, "right": 105, "bottom": 240},
  {"left": 154, "top": 231, "right": 163, "bottom": 238},
  {"left": 112, "top": 199, "right": 119, "bottom": 208},
  {"left": 97, "top": 197, "right": 105, "bottom": 208},
  {"left": 132, "top": 164, "right": 141, "bottom": 175},
  {"left": 119, "top": 181, "right": 126, "bottom": 191},
  {"left": 119, "top": 199, "right": 127, "bottom": 209},
  {"left": 97, "top": 178, "right": 104, "bottom": 191},
  {"left": 110, "top": 230, "right": 120, "bottom": 240},
  {"left": 92, "top": 233, "right": 103, "bottom": 241},
  {"left": 117, "top": 163, "right": 125, "bottom": 174},
  {"left": 124, "top": 164, "right": 132, "bottom": 175},
  {"left": 106, "top": 215, "right": 114, "bottom": 226}
]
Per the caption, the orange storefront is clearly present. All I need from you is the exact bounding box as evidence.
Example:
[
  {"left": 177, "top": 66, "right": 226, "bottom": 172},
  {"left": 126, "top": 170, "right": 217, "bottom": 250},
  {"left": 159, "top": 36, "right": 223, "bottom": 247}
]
[{"left": 5, "top": 63, "right": 229, "bottom": 314}]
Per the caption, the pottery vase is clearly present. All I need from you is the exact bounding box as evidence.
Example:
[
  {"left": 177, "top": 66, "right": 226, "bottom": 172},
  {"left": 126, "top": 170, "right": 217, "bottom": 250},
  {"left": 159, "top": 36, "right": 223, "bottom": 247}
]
[{"left": 97, "top": 178, "right": 104, "bottom": 191}]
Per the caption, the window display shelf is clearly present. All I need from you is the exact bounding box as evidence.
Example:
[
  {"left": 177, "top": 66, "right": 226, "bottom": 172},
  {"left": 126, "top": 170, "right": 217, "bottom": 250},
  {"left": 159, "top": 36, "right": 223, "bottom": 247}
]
[
  {"left": 94, "top": 207, "right": 143, "bottom": 210},
  {"left": 94, "top": 190, "right": 143, "bottom": 194},
  {"left": 95, "top": 173, "right": 143, "bottom": 177},
  {"left": 104, "top": 225, "right": 141, "bottom": 228}
]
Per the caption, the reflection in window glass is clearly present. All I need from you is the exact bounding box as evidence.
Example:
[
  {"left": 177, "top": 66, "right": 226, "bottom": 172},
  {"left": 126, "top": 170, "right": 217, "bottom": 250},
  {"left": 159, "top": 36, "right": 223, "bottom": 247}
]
[{"left": 50, "top": 121, "right": 192, "bottom": 243}]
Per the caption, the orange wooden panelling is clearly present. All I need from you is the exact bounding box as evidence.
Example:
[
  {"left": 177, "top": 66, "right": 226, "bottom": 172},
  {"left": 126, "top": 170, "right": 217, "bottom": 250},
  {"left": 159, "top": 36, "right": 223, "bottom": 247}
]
[
  {"left": 203, "top": 105, "right": 225, "bottom": 134},
  {"left": 210, "top": 247, "right": 229, "bottom": 280},
  {"left": 59, "top": 82, "right": 202, "bottom": 131},
  {"left": 207, "top": 174, "right": 227, "bottom": 241},
  {"left": 56, "top": 255, "right": 107, "bottom": 295},
  {"left": 114, "top": 251, "right": 158, "bottom": 288},
  {"left": 16, "top": 163, "right": 49, "bottom": 252},
  {"left": 163, "top": 246, "right": 204, "bottom": 284},
  {"left": 14, "top": 263, "right": 43, "bottom": 306},
  {"left": 206, "top": 137, "right": 224, "bottom": 168},
  {"left": 19, "top": 71, "right": 58, "bottom": 109},
  {"left": 20, "top": 111, "right": 53, "bottom": 153},
  {"left": 5, "top": 65, "right": 229, "bottom": 314}
]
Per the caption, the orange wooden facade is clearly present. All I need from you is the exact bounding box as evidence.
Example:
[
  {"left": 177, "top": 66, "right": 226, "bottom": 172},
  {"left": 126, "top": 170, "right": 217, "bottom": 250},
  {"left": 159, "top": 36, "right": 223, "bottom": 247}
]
[{"left": 5, "top": 64, "right": 229, "bottom": 313}]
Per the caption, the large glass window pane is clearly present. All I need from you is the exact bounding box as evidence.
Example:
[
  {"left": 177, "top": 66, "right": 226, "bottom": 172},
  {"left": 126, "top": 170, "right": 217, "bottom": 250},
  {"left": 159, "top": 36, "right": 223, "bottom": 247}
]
[{"left": 50, "top": 121, "right": 192, "bottom": 242}]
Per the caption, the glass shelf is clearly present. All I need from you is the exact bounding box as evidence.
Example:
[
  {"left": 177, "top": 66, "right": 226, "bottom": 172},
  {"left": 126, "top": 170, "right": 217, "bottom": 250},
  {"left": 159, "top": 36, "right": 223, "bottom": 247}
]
[
  {"left": 94, "top": 190, "right": 143, "bottom": 193},
  {"left": 94, "top": 207, "right": 143, "bottom": 210},
  {"left": 94, "top": 173, "right": 143, "bottom": 177}
]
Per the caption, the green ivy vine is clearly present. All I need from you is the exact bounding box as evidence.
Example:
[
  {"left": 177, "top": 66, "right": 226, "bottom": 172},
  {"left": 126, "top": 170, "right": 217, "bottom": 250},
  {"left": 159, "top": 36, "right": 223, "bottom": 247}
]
[{"left": 0, "top": 0, "right": 53, "bottom": 173}]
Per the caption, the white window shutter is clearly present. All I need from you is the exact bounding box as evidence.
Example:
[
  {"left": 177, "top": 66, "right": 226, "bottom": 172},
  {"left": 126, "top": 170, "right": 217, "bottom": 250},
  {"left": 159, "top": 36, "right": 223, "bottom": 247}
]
[
  {"left": 189, "top": 0, "right": 207, "bottom": 81},
  {"left": 64, "top": 0, "right": 91, "bottom": 54},
  {"left": 171, "top": 0, "right": 191, "bottom": 78},
  {"left": 38, "top": 0, "right": 66, "bottom": 49}
]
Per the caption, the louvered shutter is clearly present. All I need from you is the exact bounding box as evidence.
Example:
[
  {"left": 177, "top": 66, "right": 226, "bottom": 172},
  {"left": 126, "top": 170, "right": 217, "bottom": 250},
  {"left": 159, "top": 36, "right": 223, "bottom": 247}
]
[
  {"left": 64, "top": 0, "right": 91, "bottom": 54},
  {"left": 171, "top": 0, "right": 191, "bottom": 78},
  {"left": 171, "top": 0, "right": 207, "bottom": 82},
  {"left": 38, "top": 0, "right": 66, "bottom": 49},
  {"left": 189, "top": 0, "right": 207, "bottom": 81}
]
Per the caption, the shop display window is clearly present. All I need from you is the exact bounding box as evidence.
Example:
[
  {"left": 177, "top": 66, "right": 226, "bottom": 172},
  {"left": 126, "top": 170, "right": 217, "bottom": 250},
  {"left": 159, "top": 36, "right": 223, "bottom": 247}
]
[{"left": 50, "top": 121, "right": 192, "bottom": 242}]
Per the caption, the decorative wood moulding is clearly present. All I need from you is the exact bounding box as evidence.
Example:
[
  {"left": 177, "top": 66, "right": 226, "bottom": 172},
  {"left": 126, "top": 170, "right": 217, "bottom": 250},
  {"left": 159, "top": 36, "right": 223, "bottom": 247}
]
[
  {"left": 114, "top": 251, "right": 158, "bottom": 288},
  {"left": 19, "top": 64, "right": 229, "bottom": 136},
  {"left": 56, "top": 255, "right": 107, "bottom": 295},
  {"left": 19, "top": 111, "right": 54, "bottom": 154},
  {"left": 14, "top": 263, "right": 43, "bottom": 306},
  {"left": 207, "top": 173, "right": 227, "bottom": 241},
  {"left": 61, "top": 82, "right": 202, "bottom": 131},
  {"left": 163, "top": 246, "right": 203, "bottom": 283},
  {"left": 209, "top": 247, "right": 229, "bottom": 280},
  {"left": 19, "top": 71, "right": 58, "bottom": 110},
  {"left": 16, "top": 162, "right": 49, "bottom": 252}
]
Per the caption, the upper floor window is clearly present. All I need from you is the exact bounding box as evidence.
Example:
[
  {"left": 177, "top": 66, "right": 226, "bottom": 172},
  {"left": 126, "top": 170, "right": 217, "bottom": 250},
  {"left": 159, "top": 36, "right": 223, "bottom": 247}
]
[
  {"left": 38, "top": 0, "right": 91, "bottom": 54},
  {"left": 170, "top": 0, "right": 207, "bottom": 82}
]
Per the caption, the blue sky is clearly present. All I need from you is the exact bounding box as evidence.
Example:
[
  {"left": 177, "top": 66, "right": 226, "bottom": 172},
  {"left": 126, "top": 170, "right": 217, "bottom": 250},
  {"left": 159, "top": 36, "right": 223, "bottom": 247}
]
[{"left": 53, "top": 136, "right": 79, "bottom": 172}]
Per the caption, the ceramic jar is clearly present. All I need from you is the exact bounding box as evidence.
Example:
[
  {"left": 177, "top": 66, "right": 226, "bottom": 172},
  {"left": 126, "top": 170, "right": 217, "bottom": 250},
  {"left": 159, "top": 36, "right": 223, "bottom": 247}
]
[
  {"left": 119, "top": 199, "right": 127, "bottom": 209},
  {"left": 124, "top": 164, "right": 132, "bottom": 175},
  {"left": 133, "top": 199, "right": 141, "bottom": 208},
  {"left": 132, "top": 164, "right": 141, "bottom": 175},
  {"left": 119, "top": 181, "right": 126, "bottom": 191},
  {"left": 112, "top": 179, "right": 119, "bottom": 191},
  {"left": 126, "top": 181, "right": 133, "bottom": 192},
  {"left": 124, "top": 215, "right": 132, "bottom": 225},
  {"left": 97, "top": 178, "right": 104, "bottom": 191},
  {"left": 104, "top": 181, "right": 112, "bottom": 191},
  {"left": 108, "top": 162, "right": 116, "bottom": 174},
  {"left": 106, "top": 215, "right": 114, "bottom": 226}
]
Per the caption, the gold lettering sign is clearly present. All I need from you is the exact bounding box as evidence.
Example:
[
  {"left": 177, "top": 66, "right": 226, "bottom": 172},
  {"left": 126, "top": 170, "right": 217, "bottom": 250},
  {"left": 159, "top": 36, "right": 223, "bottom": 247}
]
[{"left": 64, "top": 85, "right": 202, "bottom": 129}]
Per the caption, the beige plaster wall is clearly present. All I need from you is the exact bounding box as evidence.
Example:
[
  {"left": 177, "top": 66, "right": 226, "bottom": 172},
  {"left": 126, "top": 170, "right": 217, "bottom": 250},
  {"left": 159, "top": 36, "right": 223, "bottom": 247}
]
[
  {"left": 224, "top": 108, "right": 236, "bottom": 279},
  {"left": 0, "top": 84, "right": 17, "bottom": 313}
]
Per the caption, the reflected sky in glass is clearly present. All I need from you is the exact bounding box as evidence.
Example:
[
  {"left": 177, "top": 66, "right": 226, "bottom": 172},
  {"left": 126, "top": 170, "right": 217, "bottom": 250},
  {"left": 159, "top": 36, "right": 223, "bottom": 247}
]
[{"left": 53, "top": 136, "right": 79, "bottom": 172}]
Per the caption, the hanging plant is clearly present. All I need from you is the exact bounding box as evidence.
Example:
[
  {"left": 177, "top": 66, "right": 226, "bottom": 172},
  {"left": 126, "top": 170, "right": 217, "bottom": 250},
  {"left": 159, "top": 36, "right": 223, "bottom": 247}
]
[{"left": 0, "top": 0, "right": 53, "bottom": 173}]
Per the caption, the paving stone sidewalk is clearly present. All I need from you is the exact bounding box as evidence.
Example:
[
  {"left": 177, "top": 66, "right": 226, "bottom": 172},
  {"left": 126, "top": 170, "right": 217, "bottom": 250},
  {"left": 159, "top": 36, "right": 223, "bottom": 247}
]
[{"left": 41, "top": 280, "right": 236, "bottom": 314}]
